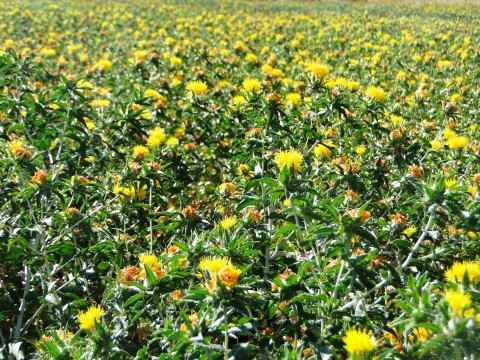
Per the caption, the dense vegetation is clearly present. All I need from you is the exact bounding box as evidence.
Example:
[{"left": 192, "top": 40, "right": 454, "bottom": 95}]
[{"left": 1, "top": 0, "right": 479, "bottom": 359}]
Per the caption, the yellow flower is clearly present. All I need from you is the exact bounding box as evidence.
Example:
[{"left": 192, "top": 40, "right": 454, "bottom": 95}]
[
  {"left": 147, "top": 127, "right": 167, "bottom": 147},
  {"left": 96, "top": 59, "right": 112, "bottom": 71},
  {"left": 186, "top": 81, "right": 208, "bottom": 95},
  {"left": 450, "top": 93, "right": 461, "bottom": 102},
  {"left": 218, "top": 265, "right": 242, "bottom": 290},
  {"left": 245, "top": 53, "right": 258, "bottom": 63},
  {"left": 242, "top": 78, "right": 262, "bottom": 92},
  {"left": 133, "top": 50, "right": 147, "bottom": 61},
  {"left": 198, "top": 257, "right": 241, "bottom": 291},
  {"left": 166, "top": 137, "right": 179, "bottom": 147},
  {"left": 145, "top": 89, "right": 162, "bottom": 100},
  {"left": 403, "top": 226, "right": 417, "bottom": 237},
  {"left": 170, "top": 56, "right": 182, "bottom": 67},
  {"left": 77, "top": 305, "right": 104, "bottom": 330},
  {"left": 40, "top": 48, "right": 57, "bottom": 56},
  {"left": 343, "top": 328, "right": 375, "bottom": 356},
  {"left": 285, "top": 93, "right": 302, "bottom": 106},
  {"left": 444, "top": 290, "right": 472, "bottom": 316},
  {"left": 467, "top": 231, "right": 477, "bottom": 240},
  {"left": 132, "top": 145, "right": 150, "bottom": 159},
  {"left": 232, "top": 95, "right": 246, "bottom": 105},
  {"left": 220, "top": 215, "right": 237, "bottom": 230},
  {"left": 237, "top": 164, "right": 250, "bottom": 174},
  {"left": 430, "top": 140, "right": 443, "bottom": 150},
  {"left": 445, "top": 261, "right": 480, "bottom": 284},
  {"left": 410, "top": 327, "right": 431, "bottom": 343},
  {"left": 366, "top": 86, "right": 387, "bottom": 102},
  {"left": 138, "top": 253, "right": 165, "bottom": 280},
  {"left": 139, "top": 253, "right": 161, "bottom": 270},
  {"left": 199, "top": 257, "right": 231, "bottom": 275},
  {"left": 9, "top": 140, "right": 24, "bottom": 156},
  {"left": 270, "top": 68, "right": 284, "bottom": 78},
  {"left": 391, "top": 115, "right": 403, "bottom": 124},
  {"left": 219, "top": 182, "right": 236, "bottom": 194},
  {"left": 446, "top": 136, "right": 468, "bottom": 150},
  {"left": 412, "top": 54, "right": 422, "bottom": 62},
  {"left": 314, "top": 142, "right": 334, "bottom": 159},
  {"left": 306, "top": 62, "right": 329, "bottom": 78},
  {"left": 274, "top": 149, "right": 303, "bottom": 172},
  {"left": 355, "top": 146, "right": 367, "bottom": 155},
  {"left": 438, "top": 60, "right": 452, "bottom": 68},
  {"left": 114, "top": 182, "right": 147, "bottom": 200},
  {"left": 443, "top": 128, "right": 455, "bottom": 140},
  {"left": 347, "top": 81, "right": 359, "bottom": 90},
  {"left": 84, "top": 117, "right": 95, "bottom": 130},
  {"left": 90, "top": 99, "right": 110, "bottom": 108}
]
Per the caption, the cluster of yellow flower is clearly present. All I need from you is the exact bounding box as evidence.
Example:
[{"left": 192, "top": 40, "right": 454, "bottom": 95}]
[{"left": 198, "top": 256, "right": 242, "bottom": 292}]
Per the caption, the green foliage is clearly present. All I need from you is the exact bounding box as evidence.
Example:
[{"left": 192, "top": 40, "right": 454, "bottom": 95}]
[{"left": 0, "top": 0, "right": 479, "bottom": 359}]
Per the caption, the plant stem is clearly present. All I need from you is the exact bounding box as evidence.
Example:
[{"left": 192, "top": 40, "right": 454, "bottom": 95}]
[{"left": 223, "top": 301, "right": 228, "bottom": 360}]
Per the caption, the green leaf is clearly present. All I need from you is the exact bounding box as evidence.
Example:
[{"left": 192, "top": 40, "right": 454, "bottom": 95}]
[
  {"left": 42, "top": 340, "right": 61, "bottom": 357},
  {"left": 245, "top": 178, "right": 277, "bottom": 192},
  {"left": 236, "top": 197, "right": 260, "bottom": 212},
  {"left": 144, "top": 265, "right": 157, "bottom": 287},
  {"left": 5, "top": 246, "right": 23, "bottom": 260},
  {"left": 273, "top": 225, "right": 297, "bottom": 242},
  {"left": 289, "top": 294, "right": 327, "bottom": 304},
  {"left": 322, "top": 203, "right": 339, "bottom": 223},
  {"left": 419, "top": 334, "right": 447, "bottom": 357},
  {"left": 123, "top": 293, "right": 145, "bottom": 309},
  {"left": 120, "top": 281, "right": 148, "bottom": 291}
]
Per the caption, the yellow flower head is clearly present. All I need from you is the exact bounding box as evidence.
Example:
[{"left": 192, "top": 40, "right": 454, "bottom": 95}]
[
  {"left": 114, "top": 182, "right": 147, "bottom": 200},
  {"left": 444, "top": 290, "right": 472, "bottom": 316},
  {"left": 314, "top": 142, "right": 334, "bottom": 159},
  {"left": 147, "top": 127, "right": 167, "bottom": 147},
  {"left": 403, "top": 226, "right": 417, "bottom": 237},
  {"left": 366, "top": 86, "right": 387, "bottom": 102},
  {"left": 306, "top": 62, "right": 329, "bottom": 78},
  {"left": 220, "top": 215, "right": 237, "bottom": 230},
  {"left": 445, "top": 261, "right": 480, "bottom": 284},
  {"left": 285, "top": 93, "right": 302, "bottom": 106},
  {"left": 138, "top": 253, "right": 165, "bottom": 280},
  {"left": 90, "top": 99, "right": 110, "bottom": 108},
  {"left": 274, "top": 149, "right": 303, "bottom": 172},
  {"left": 355, "top": 146, "right": 367, "bottom": 155},
  {"left": 199, "top": 256, "right": 231, "bottom": 275},
  {"left": 430, "top": 140, "right": 443, "bottom": 150},
  {"left": 219, "top": 182, "right": 236, "bottom": 194},
  {"left": 343, "top": 328, "right": 375, "bottom": 356},
  {"left": 232, "top": 95, "right": 246, "bottom": 105},
  {"left": 410, "top": 327, "right": 431, "bottom": 343},
  {"left": 245, "top": 53, "right": 258, "bottom": 63},
  {"left": 145, "top": 89, "right": 162, "bottom": 100},
  {"left": 443, "top": 128, "right": 456, "bottom": 140},
  {"left": 78, "top": 305, "right": 104, "bottom": 330},
  {"left": 139, "top": 253, "right": 161, "bottom": 270},
  {"left": 242, "top": 78, "right": 262, "bottom": 93},
  {"left": 132, "top": 145, "right": 150, "bottom": 159},
  {"left": 218, "top": 265, "right": 242, "bottom": 290},
  {"left": 96, "top": 59, "right": 112, "bottom": 71},
  {"left": 186, "top": 81, "right": 208, "bottom": 95},
  {"left": 166, "top": 136, "right": 179, "bottom": 147},
  {"left": 40, "top": 48, "right": 57, "bottom": 57},
  {"left": 446, "top": 136, "right": 468, "bottom": 150},
  {"left": 170, "top": 56, "right": 182, "bottom": 67}
]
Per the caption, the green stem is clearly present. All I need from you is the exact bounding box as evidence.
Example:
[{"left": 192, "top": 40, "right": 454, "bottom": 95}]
[{"left": 223, "top": 301, "right": 228, "bottom": 360}]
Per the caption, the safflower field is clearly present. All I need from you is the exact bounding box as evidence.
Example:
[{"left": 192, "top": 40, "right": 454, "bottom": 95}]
[{"left": 1, "top": 0, "right": 479, "bottom": 358}]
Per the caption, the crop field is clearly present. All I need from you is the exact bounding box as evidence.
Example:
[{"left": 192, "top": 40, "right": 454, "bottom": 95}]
[{"left": 0, "top": 0, "right": 479, "bottom": 359}]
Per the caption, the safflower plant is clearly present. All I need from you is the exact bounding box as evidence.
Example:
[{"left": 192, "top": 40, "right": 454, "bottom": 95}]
[{"left": 0, "top": 0, "right": 479, "bottom": 359}]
